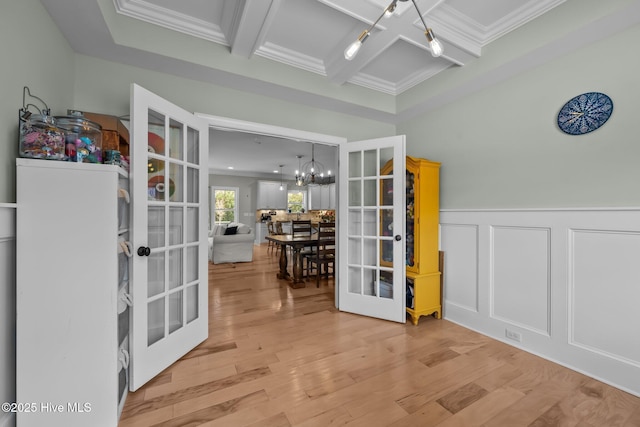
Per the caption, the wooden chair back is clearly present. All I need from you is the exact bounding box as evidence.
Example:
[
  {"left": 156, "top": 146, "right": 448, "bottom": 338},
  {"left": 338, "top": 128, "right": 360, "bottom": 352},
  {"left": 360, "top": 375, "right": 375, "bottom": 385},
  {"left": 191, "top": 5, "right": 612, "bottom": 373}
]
[
  {"left": 275, "top": 221, "right": 284, "bottom": 235},
  {"left": 309, "top": 222, "right": 335, "bottom": 287},
  {"left": 291, "top": 220, "right": 312, "bottom": 237},
  {"left": 317, "top": 221, "right": 335, "bottom": 242}
]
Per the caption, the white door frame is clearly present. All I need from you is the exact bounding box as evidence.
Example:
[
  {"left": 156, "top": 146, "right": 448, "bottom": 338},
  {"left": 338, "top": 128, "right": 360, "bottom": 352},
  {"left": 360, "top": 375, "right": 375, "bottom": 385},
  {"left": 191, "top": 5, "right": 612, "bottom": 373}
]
[{"left": 196, "top": 113, "right": 347, "bottom": 305}]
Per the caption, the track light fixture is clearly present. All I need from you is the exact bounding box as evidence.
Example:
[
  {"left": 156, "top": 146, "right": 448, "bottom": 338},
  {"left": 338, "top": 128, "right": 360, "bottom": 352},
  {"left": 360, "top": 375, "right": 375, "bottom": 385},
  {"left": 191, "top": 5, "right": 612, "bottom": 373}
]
[{"left": 344, "top": 0, "right": 443, "bottom": 61}]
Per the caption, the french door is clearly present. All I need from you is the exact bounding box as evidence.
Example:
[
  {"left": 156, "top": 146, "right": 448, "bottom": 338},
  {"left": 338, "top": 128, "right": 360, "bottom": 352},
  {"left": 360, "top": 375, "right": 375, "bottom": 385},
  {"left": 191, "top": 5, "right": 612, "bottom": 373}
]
[
  {"left": 130, "top": 84, "right": 209, "bottom": 390},
  {"left": 338, "top": 136, "right": 407, "bottom": 323}
]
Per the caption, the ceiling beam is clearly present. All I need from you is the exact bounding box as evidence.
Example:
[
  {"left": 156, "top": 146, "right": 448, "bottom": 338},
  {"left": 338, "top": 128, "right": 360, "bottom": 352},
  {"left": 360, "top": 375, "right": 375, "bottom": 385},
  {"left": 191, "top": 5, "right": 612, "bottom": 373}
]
[{"left": 222, "top": 0, "right": 283, "bottom": 59}]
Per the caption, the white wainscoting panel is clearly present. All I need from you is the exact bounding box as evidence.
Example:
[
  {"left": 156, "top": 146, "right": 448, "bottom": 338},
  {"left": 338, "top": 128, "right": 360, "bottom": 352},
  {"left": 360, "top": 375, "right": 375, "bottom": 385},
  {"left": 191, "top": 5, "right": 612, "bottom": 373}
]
[
  {"left": 570, "top": 229, "right": 640, "bottom": 367},
  {"left": 440, "top": 224, "right": 479, "bottom": 312},
  {"left": 0, "top": 204, "right": 16, "bottom": 427},
  {"left": 440, "top": 208, "right": 640, "bottom": 397},
  {"left": 491, "top": 226, "right": 550, "bottom": 336}
]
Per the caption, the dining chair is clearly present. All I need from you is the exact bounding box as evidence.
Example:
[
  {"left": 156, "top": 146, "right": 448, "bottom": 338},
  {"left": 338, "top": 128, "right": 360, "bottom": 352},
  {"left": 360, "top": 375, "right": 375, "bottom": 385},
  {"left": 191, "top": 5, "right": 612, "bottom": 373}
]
[
  {"left": 266, "top": 221, "right": 281, "bottom": 255},
  {"left": 306, "top": 222, "right": 335, "bottom": 287},
  {"left": 291, "top": 220, "right": 314, "bottom": 272},
  {"left": 275, "top": 221, "right": 284, "bottom": 235}
]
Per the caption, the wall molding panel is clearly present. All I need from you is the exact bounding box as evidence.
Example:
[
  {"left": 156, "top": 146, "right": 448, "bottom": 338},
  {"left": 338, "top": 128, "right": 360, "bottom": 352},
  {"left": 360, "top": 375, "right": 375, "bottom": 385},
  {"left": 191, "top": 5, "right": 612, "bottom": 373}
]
[
  {"left": 0, "top": 204, "right": 16, "bottom": 427},
  {"left": 440, "top": 208, "right": 640, "bottom": 397},
  {"left": 490, "top": 225, "right": 551, "bottom": 337},
  {"left": 569, "top": 228, "right": 640, "bottom": 369},
  {"left": 439, "top": 223, "right": 479, "bottom": 313}
]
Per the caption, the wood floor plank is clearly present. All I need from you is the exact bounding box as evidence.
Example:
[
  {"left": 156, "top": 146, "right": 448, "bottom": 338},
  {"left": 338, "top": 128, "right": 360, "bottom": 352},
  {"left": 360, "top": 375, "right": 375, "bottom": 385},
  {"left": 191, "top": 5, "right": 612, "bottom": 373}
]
[
  {"left": 118, "top": 244, "right": 640, "bottom": 427},
  {"left": 433, "top": 386, "right": 525, "bottom": 427},
  {"left": 483, "top": 379, "right": 579, "bottom": 427},
  {"left": 387, "top": 401, "right": 452, "bottom": 427}
]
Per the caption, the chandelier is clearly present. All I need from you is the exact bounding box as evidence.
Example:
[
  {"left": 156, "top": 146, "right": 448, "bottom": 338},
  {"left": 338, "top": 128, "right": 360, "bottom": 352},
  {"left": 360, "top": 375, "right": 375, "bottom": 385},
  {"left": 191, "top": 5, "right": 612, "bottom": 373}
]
[
  {"left": 295, "top": 144, "right": 331, "bottom": 186},
  {"left": 344, "top": 0, "right": 444, "bottom": 61}
]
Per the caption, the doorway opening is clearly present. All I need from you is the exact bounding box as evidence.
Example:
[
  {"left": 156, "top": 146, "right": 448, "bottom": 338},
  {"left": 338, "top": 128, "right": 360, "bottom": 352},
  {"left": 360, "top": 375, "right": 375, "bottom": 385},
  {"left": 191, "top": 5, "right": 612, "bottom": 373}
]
[{"left": 197, "top": 113, "right": 346, "bottom": 304}]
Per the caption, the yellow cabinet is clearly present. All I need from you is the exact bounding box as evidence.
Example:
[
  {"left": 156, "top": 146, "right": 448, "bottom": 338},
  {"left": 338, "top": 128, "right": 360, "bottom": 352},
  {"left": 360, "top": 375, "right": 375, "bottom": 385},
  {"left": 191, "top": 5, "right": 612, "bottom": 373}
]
[{"left": 382, "top": 156, "right": 441, "bottom": 325}]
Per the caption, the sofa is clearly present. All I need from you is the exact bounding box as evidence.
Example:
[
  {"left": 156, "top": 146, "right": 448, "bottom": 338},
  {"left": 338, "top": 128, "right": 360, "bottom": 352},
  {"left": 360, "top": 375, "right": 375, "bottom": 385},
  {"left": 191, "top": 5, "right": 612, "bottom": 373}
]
[{"left": 208, "top": 222, "right": 255, "bottom": 264}]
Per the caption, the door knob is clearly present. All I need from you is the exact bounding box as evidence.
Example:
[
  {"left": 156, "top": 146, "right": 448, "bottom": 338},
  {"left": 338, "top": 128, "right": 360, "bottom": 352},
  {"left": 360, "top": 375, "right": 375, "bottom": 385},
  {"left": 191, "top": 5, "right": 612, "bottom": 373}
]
[
  {"left": 395, "top": 235, "right": 402, "bottom": 241},
  {"left": 137, "top": 246, "right": 151, "bottom": 256}
]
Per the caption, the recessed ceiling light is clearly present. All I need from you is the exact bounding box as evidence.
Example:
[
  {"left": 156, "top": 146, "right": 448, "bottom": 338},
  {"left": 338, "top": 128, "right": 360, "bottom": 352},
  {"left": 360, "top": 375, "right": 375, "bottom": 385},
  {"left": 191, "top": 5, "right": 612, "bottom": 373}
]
[{"left": 227, "top": 166, "right": 234, "bottom": 170}]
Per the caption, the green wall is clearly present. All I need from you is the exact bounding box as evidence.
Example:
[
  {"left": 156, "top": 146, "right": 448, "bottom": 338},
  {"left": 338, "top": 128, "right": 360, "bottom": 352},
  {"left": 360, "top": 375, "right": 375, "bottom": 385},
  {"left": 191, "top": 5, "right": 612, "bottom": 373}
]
[
  {"left": 70, "top": 55, "right": 395, "bottom": 147},
  {"left": 399, "top": 21, "right": 640, "bottom": 209},
  {"left": 0, "top": 0, "right": 76, "bottom": 203}
]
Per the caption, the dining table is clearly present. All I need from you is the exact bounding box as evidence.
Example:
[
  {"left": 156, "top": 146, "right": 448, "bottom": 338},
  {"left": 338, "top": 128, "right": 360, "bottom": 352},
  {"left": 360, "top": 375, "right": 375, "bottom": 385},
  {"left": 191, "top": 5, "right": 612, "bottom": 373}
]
[{"left": 265, "top": 233, "right": 319, "bottom": 288}]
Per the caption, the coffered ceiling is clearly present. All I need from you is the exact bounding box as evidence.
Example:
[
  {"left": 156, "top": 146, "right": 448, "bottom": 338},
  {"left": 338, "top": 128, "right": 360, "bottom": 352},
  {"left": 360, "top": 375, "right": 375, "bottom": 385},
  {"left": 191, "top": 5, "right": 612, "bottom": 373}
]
[
  {"left": 111, "top": 0, "right": 565, "bottom": 95},
  {"left": 39, "top": 0, "right": 640, "bottom": 178}
]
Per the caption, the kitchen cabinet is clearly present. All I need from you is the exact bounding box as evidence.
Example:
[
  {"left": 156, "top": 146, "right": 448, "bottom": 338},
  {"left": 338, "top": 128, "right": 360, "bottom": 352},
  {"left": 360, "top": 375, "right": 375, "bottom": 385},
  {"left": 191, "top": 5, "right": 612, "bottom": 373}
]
[
  {"left": 255, "top": 180, "right": 287, "bottom": 209},
  {"left": 308, "top": 183, "right": 335, "bottom": 210},
  {"left": 16, "top": 158, "right": 130, "bottom": 426},
  {"left": 255, "top": 222, "right": 268, "bottom": 244},
  {"left": 381, "top": 156, "right": 441, "bottom": 325}
]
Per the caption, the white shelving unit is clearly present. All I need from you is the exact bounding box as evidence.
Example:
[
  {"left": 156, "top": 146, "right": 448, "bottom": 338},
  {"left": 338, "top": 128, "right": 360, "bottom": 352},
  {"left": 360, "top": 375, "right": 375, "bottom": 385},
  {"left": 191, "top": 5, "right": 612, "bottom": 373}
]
[{"left": 16, "top": 159, "right": 130, "bottom": 427}]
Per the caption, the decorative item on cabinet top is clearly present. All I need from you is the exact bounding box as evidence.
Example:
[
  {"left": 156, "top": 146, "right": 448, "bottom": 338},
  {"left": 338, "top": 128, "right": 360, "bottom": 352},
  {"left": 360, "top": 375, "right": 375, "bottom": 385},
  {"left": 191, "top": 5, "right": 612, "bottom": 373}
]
[
  {"left": 18, "top": 86, "right": 65, "bottom": 161},
  {"left": 17, "top": 86, "right": 130, "bottom": 166}
]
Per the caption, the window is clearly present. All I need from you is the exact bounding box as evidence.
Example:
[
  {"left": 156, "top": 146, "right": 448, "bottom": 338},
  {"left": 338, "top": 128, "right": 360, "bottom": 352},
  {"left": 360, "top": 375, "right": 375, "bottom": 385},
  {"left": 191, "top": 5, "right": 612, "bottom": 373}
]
[
  {"left": 287, "top": 190, "right": 306, "bottom": 213},
  {"left": 210, "top": 187, "right": 238, "bottom": 226}
]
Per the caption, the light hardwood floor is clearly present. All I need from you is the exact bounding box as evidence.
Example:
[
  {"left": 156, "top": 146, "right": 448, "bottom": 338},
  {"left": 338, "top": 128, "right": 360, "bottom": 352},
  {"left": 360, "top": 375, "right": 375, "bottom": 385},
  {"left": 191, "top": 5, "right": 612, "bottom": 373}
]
[{"left": 119, "top": 244, "right": 640, "bottom": 426}]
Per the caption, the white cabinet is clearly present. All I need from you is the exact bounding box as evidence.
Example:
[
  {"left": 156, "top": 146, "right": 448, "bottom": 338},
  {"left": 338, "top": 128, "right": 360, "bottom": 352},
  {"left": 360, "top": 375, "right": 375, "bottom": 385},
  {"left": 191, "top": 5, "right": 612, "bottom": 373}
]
[
  {"left": 255, "top": 180, "right": 287, "bottom": 209},
  {"left": 308, "top": 183, "right": 335, "bottom": 210},
  {"left": 255, "top": 222, "right": 268, "bottom": 244},
  {"left": 16, "top": 159, "right": 130, "bottom": 427}
]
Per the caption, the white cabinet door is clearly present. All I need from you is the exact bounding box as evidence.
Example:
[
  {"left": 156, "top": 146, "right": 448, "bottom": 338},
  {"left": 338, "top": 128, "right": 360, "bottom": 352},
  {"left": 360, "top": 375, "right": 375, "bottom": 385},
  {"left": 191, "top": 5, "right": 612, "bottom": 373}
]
[
  {"left": 328, "top": 183, "right": 336, "bottom": 209},
  {"left": 257, "top": 181, "right": 287, "bottom": 209},
  {"left": 255, "top": 222, "right": 268, "bottom": 244},
  {"left": 320, "top": 185, "right": 331, "bottom": 209},
  {"left": 338, "top": 136, "right": 406, "bottom": 323},
  {"left": 130, "top": 84, "right": 209, "bottom": 390},
  {"left": 309, "top": 184, "right": 322, "bottom": 210},
  {"left": 309, "top": 184, "right": 335, "bottom": 210}
]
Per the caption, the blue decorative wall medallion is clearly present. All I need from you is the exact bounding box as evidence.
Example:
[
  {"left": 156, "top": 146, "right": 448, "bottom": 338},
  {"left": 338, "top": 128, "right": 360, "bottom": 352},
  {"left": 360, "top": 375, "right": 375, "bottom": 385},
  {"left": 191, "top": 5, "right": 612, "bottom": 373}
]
[{"left": 557, "top": 92, "right": 613, "bottom": 135}]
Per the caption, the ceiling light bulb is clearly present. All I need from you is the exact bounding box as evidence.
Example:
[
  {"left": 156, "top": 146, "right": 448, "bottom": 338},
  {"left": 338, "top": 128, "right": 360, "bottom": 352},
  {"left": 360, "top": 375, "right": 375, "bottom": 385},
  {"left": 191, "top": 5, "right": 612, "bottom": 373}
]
[
  {"left": 344, "top": 40, "right": 362, "bottom": 60},
  {"left": 429, "top": 38, "right": 443, "bottom": 57},
  {"left": 425, "top": 28, "right": 444, "bottom": 57},
  {"left": 344, "top": 30, "right": 369, "bottom": 60},
  {"left": 384, "top": 1, "right": 397, "bottom": 17}
]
